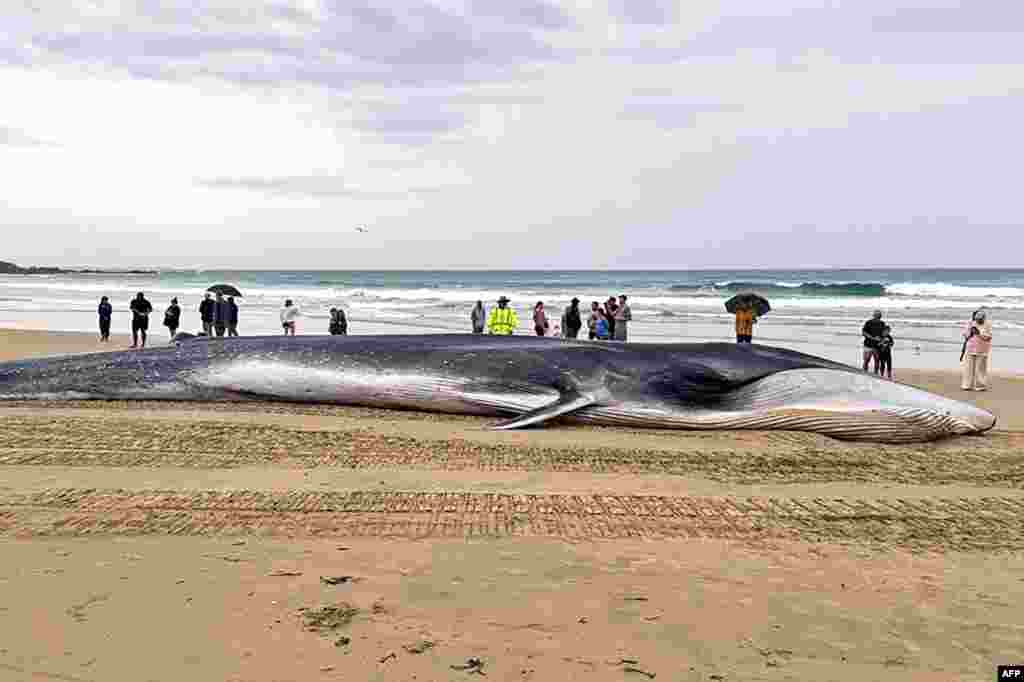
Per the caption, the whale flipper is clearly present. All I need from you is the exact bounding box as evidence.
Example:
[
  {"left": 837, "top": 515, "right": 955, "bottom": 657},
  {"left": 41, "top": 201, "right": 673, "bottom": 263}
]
[{"left": 491, "top": 390, "right": 597, "bottom": 430}]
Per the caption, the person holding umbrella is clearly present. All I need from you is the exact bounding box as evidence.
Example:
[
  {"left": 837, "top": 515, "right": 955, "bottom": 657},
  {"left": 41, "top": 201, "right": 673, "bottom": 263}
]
[
  {"left": 734, "top": 303, "right": 756, "bottom": 343},
  {"left": 213, "top": 292, "right": 230, "bottom": 337},
  {"left": 725, "top": 293, "right": 769, "bottom": 344}
]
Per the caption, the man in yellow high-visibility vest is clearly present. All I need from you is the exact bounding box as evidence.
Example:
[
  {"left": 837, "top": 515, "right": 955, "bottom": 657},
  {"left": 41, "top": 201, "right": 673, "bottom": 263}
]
[{"left": 487, "top": 296, "right": 519, "bottom": 334}]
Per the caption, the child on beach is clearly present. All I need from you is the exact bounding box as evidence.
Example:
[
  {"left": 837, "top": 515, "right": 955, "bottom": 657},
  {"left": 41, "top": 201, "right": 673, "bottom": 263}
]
[{"left": 877, "top": 325, "right": 894, "bottom": 380}]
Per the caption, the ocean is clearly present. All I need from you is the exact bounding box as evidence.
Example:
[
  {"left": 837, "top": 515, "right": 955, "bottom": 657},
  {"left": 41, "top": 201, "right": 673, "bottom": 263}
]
[{"left": 2, "top": 269, "right": 1023, "bottom": 371}]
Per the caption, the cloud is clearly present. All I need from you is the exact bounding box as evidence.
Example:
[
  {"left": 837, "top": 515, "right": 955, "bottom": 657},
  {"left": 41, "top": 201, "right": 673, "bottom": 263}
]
[
  {"left": 619, "top": 94, "right": 739, "bottom": 129},
  {"left": 196, "top": 175, "right": 445, "bottom": 199},
  {"left": 470, "top": 0, "right": 576, "bottom": 30},
  {"left": 607, "top": 0, "right": 677, "bottom": 25},
  {"left": 2, "top": 1, "right": 1024, "bottom": 269},
  {"left": 0, "top": 126, "right": 56, "bottom": 148},
  {"left": 872, "top": 1, "right": 1024, "bottom": 34},
  {"left": 8, "top": 1, "right": 570, "bottom": 90},
  {"left": 351, "top": 104, "right": 471, "bottom": 144}
]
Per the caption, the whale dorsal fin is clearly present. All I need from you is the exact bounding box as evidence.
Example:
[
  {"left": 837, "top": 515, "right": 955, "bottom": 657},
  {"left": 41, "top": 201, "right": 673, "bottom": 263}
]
[{"left": 490, "top": 389, "right": 597, "bottom": 430}]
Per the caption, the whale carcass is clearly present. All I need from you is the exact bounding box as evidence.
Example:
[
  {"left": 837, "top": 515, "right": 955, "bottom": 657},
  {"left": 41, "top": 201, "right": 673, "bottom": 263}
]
[{"left": 0, "top": 334, "right": 996, "bottom": 443}]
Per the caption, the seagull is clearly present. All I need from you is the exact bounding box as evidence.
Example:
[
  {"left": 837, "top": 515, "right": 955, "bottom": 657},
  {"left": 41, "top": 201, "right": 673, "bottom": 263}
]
[{"left": 355, "top": 226, "right": 369, "bottom": 233}]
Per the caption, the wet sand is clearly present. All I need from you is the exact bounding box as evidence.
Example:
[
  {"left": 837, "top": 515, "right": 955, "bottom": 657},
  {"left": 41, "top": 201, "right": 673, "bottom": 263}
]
[{"left": 1, "top": 329, "right": 1022, "bottom": 681}]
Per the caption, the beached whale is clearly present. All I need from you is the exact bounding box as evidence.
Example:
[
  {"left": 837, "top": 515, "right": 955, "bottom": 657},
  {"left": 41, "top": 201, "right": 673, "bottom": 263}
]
[{"left": 0, "top": 334, "right": 996, "bottom": 443}]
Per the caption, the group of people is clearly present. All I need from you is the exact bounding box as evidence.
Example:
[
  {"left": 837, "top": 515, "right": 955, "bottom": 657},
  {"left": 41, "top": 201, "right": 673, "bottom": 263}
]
[
  {"left": 98, "top": 291, "right": 240, "bottom": 348},
  {"left": 860, "top": 308, "right": 994, "bottom": 389},
  {"left": 471, "top": 295, "right": 633, "bottom": 341},
  {"left": 98, "top": 291, "right": 997, "bottom": 391},
  {"left": 99, "top": 294, "right": 352, "bottom": 345},
  {"left": 198, "top": 292, "right": 240, "bottom": 337},
  {"left": 279, "top": 300, "right": 347, "bottom": 336},
  {"left": 861, "top": 310, "right": 895, "bottom": 379}
]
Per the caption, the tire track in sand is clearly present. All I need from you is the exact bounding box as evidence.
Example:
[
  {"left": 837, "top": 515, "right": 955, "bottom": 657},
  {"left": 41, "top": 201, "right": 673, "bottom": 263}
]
[
  {"left": 0, "top": 488, "right": 1021, "bottom": 551},
  {"left": 1, "top": 415, "right": 1023, "bottom": 486}
]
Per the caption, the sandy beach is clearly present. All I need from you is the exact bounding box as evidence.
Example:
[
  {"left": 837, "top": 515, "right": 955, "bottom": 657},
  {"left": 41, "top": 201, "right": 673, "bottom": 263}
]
[{"left": 1, "top": 329, "right": 1022, "bottom": 681}]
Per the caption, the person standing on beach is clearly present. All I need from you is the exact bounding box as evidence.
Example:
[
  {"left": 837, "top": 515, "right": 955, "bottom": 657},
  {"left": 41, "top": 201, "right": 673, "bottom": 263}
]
[
  {"left": 280, "top": 299, "right": 300, "bottom": 336},
  {"left": 471, "top": 301, "right": 486, "bottom": 334},
  {"left": 862, "top": 310, "right": 886, "bottom": 372},
  {"left": 961, "top": 309, "right": 993, "bottom": 391},
  {"left": 199, "top": 293, "right": 214, "bottom": 336},
  {"left": 97, "top": 296, "right": 112, "bottom": 342},
  {"left": 486, "top": 296, "right": 519, "bottom": 334},
  {"left": 213, "top": 292, "right": 230, "bottom": 337},
  {"left": 226, "top": 296, "right": 239, "bottom": 336},
  {"left": 603, "top": 297, "right": 618, "bottom": 339},
  {"left": 163, "top": 297, "right": 181, "bottom": 339},
  {"left": 329, "top": 307, "right": 348, "bottom": 335},
  {"left": 877, "top": 324, "right": 894, "bottom": 380},
  {"left": 533, "top": 301, "right": 549, "bottom": 336},
  {"left": 562, "top": 298, "right": 582, "bottom": 339},
  {"left": 595, "top": 309, "right": 611, "bottom": 340},
  {"left": 734, "top": 304, "right": 756, "bottom": 344},
  {"left": 587, "top": 301, "right": 601, "bottom": 340},
  {"left": 129, "top": 291, "right": 152, "bottom": 349},
  {"left": 613, "top": 294, "right": 632, "bottom": 341}
]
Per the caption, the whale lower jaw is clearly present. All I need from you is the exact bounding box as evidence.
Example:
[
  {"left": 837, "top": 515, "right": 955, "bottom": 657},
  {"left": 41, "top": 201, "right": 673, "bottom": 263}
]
[
  {"left": 570, "top": 405, "right": 973, "bottom": 443},
  {"left": 571, "top": 367, "right": 992, "bottom": 443}
]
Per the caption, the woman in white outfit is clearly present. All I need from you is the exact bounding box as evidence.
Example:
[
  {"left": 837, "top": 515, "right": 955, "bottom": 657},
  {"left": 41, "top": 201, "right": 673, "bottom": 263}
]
[
  {"left": 961, "top": 309, "right": 993, "bottom": 391},
  {"left": 280, "top": 299, "right": 300, "bottom": 336}
]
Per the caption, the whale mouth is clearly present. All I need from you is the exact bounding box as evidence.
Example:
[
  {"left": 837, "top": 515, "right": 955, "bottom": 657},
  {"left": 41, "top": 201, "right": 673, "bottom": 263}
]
[{"left": 640, "top": 368, "right": 1002, "bottom": 443}]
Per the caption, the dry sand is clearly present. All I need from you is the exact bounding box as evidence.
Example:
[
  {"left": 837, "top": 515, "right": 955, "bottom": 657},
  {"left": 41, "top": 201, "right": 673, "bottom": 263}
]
[{"left": 1, "top": 329, "right": 1022, "bottom": 681}]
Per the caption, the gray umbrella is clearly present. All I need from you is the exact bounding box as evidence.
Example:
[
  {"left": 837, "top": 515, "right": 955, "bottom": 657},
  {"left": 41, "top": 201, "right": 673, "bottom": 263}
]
[{"left": 206, "top": 284, "right": 243, "bottom": 297}]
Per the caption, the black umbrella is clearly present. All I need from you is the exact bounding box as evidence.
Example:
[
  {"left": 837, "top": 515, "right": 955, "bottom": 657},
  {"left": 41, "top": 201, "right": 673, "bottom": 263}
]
[
  {"left": 207, "top": 284, "right": 243, "bottom": 297},
  {"left": 724, "top": 293, "right": 770, "bottom": 316}
]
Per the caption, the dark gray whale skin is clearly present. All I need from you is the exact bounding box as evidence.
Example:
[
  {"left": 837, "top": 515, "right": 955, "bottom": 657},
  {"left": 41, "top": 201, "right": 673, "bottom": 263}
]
[{"left": 0, "top": 334, "right": 996, "bottom": 443}]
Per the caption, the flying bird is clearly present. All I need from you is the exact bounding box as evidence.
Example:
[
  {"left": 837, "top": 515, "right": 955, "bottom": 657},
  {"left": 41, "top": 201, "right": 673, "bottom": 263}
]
[{"left": 355, "top": 226, "right": 368, "bottom": 233}]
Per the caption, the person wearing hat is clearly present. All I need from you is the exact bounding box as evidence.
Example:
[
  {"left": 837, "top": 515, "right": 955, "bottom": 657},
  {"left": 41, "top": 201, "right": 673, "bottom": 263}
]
[
  {"left": 487, "top": 296, "right": 519, "bottom": 335},
  {"left": 561, "top": 298, "right": 582, "bottom": 339},
  {"left": 162, "top": 297, "right": 181, "bottom": 339}
]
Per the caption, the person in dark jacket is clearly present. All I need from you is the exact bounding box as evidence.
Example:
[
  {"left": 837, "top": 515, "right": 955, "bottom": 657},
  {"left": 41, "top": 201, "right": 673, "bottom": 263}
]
[
  {"left": 226, "top": 296, "right": 239, "bottom": 336},
  {"left": 562, "top": 298, "right": 582, "bottom": 339},
  {"left": 329, "top": 307, "right": 348, "bottom": 335},
  {"left": 129, "top": 291, "right": 153, "bottom": 349},
  {"left": 199, "top": 293, "right": 215, "bottom": 335},
  {"left": 471, "top": 301, "right": 486, "bottom": 334},
  {"left": 213, "top": 292, "right": 230, "bottom": 337},
  {"left": 163, "top": 297, "right": 181, "bottom": 339},
  {"left": 98, "top": 296, "right": 112, "bottom": 342}
]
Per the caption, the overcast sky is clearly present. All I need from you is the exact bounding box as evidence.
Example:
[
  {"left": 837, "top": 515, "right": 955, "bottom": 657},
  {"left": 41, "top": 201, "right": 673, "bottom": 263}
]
[{"left": 2, "top": 1, "right": 1021, "bottom": 269}]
